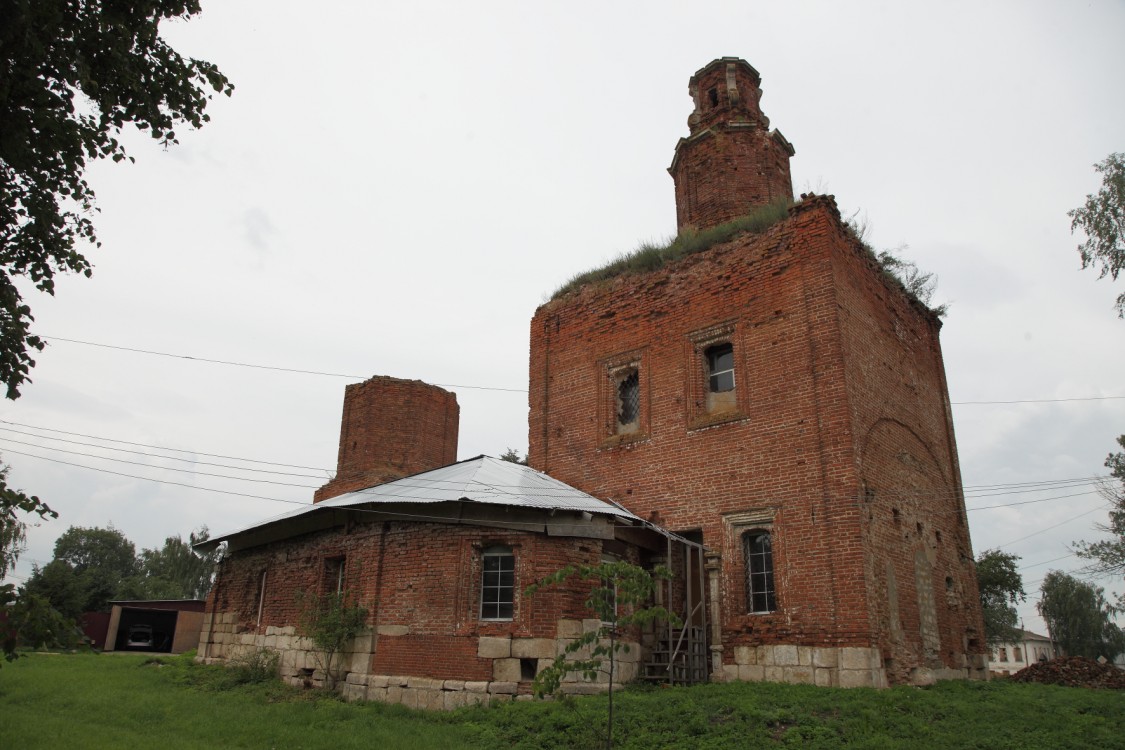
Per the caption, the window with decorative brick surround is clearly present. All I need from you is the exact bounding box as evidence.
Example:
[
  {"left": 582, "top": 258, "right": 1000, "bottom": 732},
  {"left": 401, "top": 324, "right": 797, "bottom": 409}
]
[
  {"left": 480, "top": 546, "right": 515, "bottom": 620},
  {"left": 598, "top": 349, "right": 648, "bottom": 444},
  {"left": 724, "top": 507, "right": 779, "bottom": 615},
  {"left": 687, "top": 321, "right": 744, "bottom": 428}
]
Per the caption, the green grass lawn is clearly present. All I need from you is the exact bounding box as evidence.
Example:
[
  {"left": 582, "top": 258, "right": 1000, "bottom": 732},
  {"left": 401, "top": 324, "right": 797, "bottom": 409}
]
[{"left": 2, "top": 652, "right": 1123, "bottom": 749}]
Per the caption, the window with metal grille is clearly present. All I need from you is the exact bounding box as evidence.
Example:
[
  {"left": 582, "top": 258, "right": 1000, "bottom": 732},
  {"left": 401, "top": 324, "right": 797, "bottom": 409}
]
[
  {"left": 617, "top": 369, "right": 639, "bottom": 427},
  {"left": 742, "top": 530, "right": 776, "bottom": 613},
  {"left": 706, "top": 343, "right": 735, "bottom": 393},
  {"left": 481, "top": 546, "right": 515, "bottom": 620}
]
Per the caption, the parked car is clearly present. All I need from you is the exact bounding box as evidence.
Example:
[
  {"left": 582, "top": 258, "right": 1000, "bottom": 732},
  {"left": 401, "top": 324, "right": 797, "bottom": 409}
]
[{"left": 125, "top": 624, "right": 154, "bottom": 650}]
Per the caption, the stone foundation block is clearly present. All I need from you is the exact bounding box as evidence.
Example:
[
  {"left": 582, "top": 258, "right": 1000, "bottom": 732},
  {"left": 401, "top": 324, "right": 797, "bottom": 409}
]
[
  {"left": 772, "top": 645, "right": 799, "bottom": 666},
  {"left": 733, "top": 646, "right": 756, "bottom": 665},
  {"left": 443, "top": 690, "right": 469, "bottom": 710},
  {"left": 556, "top": 619, "right": 583, "bottom": 639},
  {"left": 464, "top": 681, "right": 489, "bottom": 693},
  {"left": 738, "top": 664, "right": 765, "bottom": 681},
  {"left": 489, "top": 681, "right": 518, "bottom": 695},
  {"left": 512, "top": 638, "right": 555, "bottom": 659},
  {"left": 784, "top": 666, "right": 814, "bottom": 685},
  {"left": 463, "top": 691, "right": 489, "bottom": 706},
  {"left": 376, "top": 624, "right": 410, "bottom": 637},
  {"left": 442, "top": 680, "right": 465, "bottom": 691},
  {"left": 812, "top": 648, "right": 839, "bottom": 668},
  {"left": 341, "top": 682, "right": 367, "bottom": 702},
  {"left": 838, "top": 670, "right": 875, "bottom": 688},
  {"left": 840, "top": 647, "right": 877, "bottom": 671},
  {"left": 493, "top": 658, "right": 523, "bottom": 682},
  {"left": 478, "top": 636, "right": 511, "bottom": 659}
]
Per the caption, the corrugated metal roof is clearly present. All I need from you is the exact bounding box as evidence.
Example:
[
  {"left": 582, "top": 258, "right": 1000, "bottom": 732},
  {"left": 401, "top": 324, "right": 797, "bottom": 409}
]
[{"left": 202, "top": 455, "right": 645, "bottom": 547}]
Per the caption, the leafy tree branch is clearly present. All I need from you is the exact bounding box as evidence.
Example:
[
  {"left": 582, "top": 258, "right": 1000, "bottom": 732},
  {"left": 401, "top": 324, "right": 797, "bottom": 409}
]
[
  {"left": 0, "top": 0, "right": 233, "bottom": 397},
  {"left": 1069, "top": 153, "right": 1125, "bottom": 317}
]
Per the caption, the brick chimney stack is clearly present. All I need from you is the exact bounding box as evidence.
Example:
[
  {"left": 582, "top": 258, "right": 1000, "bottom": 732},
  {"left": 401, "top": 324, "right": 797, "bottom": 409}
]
[
  {"left": 669, "top": 58, "right": 796, "bottom": 232},
  {"left": 313, "top": 376, "right": 459, "bottom": 503}
]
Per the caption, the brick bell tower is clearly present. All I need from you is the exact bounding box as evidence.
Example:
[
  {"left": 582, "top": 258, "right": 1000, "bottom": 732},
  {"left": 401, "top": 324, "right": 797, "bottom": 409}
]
[
  {"left": 669, "top": 57, "right": 796, "bottom": 231},
  {"left": 314, "top": 376, "right": 459, "bottom": 503}
]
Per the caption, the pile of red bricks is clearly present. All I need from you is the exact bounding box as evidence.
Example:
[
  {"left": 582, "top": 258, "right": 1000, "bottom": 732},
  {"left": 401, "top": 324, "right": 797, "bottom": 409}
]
[{"left": 1010, "top": 656, "right": 1125, "bottom": 689}]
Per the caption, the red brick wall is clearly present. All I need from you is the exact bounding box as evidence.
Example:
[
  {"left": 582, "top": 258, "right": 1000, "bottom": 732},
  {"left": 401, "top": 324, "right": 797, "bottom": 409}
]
[
  {"left": 206, "top": 519, "right": 612, "bottom": 680},
  {"left": 314, "top": 377, "right": 459, "bottom": 502},
  {"left": 527, "top": 196, "right": 984, "bottom": 681},
  {"left": 670, "top": 57, "right": 794, "bottom": 231},
  {"left": 825, "top": 206, "right": 985, "bottom": 678}
]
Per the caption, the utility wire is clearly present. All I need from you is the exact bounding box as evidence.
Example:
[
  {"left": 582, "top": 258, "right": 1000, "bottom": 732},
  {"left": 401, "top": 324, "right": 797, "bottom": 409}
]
[
  {"left": 0, "top": 425, "right": 326, "bottom": 479},
  {"left": 993, "top": 503, "right": 1111, "bottom": 549},
  {"left": 38, "top": 334, "right": 1125, "bottom": 404},
  {"left": 0, "top": 419, "right": 332, "bottom": 472},
  {"left": 5, "top": 415, "right": 1114, "bottom": 505},
  {"left": 40, "top": 335, "right": 526, "bottom": 393},
  {"left": 0, "top": 442, "right": 321, "bottom": 489}
]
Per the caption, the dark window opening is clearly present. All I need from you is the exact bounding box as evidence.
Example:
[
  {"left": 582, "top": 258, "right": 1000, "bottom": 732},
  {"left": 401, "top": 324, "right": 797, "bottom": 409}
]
[
  {"left": 706, "top": 343, "right": 735, "bottom": 393},
  {"left": 481, "top": 546, "right": 515, "bottom": 620},
  {"left": 708, "top": 87, "right": 719, "bottom": 107},
  {"left": 617, "top": 369, "right": 639, "bottom": 428},
  {"left": 323, "top": 556, "right": 345, "bottom": 594},
  {"left": 520, "top": 658, "right": 537, "bottom": 681},
  {"left": 743, "top": 530, "right": 776, "bottom": 613}
]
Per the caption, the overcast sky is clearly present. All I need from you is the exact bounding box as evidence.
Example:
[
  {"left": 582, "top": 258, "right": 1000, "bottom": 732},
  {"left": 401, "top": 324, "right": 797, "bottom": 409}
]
[{"left": 4, "top": 0, "right": 1123, "bottom": 636}]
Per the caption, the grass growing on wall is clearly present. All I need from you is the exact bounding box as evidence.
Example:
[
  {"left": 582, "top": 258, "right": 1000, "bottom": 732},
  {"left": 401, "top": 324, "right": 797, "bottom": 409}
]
[{"left": 551, "top": 200, "right": 792, "bottom": 300}]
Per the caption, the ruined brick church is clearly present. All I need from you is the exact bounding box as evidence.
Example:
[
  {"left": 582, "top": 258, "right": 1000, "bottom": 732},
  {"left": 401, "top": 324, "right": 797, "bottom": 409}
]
[{"left": 196, "top": 58, "right": 987, "bottom": 704}]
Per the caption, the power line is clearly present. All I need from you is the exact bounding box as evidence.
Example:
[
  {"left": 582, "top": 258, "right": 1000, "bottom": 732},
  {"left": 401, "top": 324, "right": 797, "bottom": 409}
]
[
  {"left": 37, "top": 334, "right": 1125, "bottom": 404},
  {"left": 0, "top": 449, "right": 621, "bottom": 533},
  {"left": 0, "top": 425, "right": 326, "bottom": 479},
  {"left": 0, "top": 419, "right": 332, "bottom": 473},
  {"left": 951, "top": 396, "right": 1125, "bottom": 405},
  {"left": 41, "top": 335, "right": 527, "bottom": 393},
  {"left": 0, "top": 442, "right": 321, "bottom": 489},
  {"left": 6, "top": 415, "right": 1114, "bottom": 507},
  {"left": 993, "top": 503, "right": 1112, "bottom": 549}
]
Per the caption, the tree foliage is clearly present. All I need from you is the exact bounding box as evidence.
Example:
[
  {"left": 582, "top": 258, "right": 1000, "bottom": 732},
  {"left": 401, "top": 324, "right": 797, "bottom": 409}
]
[
  {"left": 0, "top": 461, "right": 56, "bottom": 580},
  {"left": 975, "top": 549, "right": 1026, "bottom": 645},
  {"left": 1073, "top": 434, "right": 1125, "bottom": 610},
  {"left": 0, "top": 459, "right": 58, "bottom": 663},
  {"left": 525, "top": 561, "right": 679, "bottom": 750},
  {"left": 135, "top": 527, "right": 219, "bottom": 600},
  {"left": 23, "top": 525, "right": 137, "bottom": 616},
  {"left": 1068, "top": 153, "right": 1125, "bottom": 317},
  {"left": 21, "top": 524, "right": 217, "bottom": 627},
  {"left": 296, "top": 590, "right": 368, "bottom": 689},
  {"left": 1038, "top": 570, "right": 1124, "bottom": 661},
  {"left": 0, "top": 0, "right": 233, "bottom": 398},
  {"left": 499, "top": 447, "right": 527, "bottom": 465}
]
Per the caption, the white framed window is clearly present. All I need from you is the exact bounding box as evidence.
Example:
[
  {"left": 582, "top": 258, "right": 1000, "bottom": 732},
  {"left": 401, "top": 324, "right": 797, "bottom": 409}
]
[
  {"left": 480, "top": 546, "right": 515, "bottom": 620},
  {"left": 706, "top": 342, "right": 735, "bottom": 394},
  {"left": 742, "top": 530, "right": 777, "bottom": 614}
]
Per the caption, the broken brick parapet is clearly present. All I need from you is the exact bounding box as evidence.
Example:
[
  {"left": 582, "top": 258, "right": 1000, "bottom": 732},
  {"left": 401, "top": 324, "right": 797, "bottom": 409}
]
[{"left": 314, "top": 376, "right": 459, "bottom": 503}]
